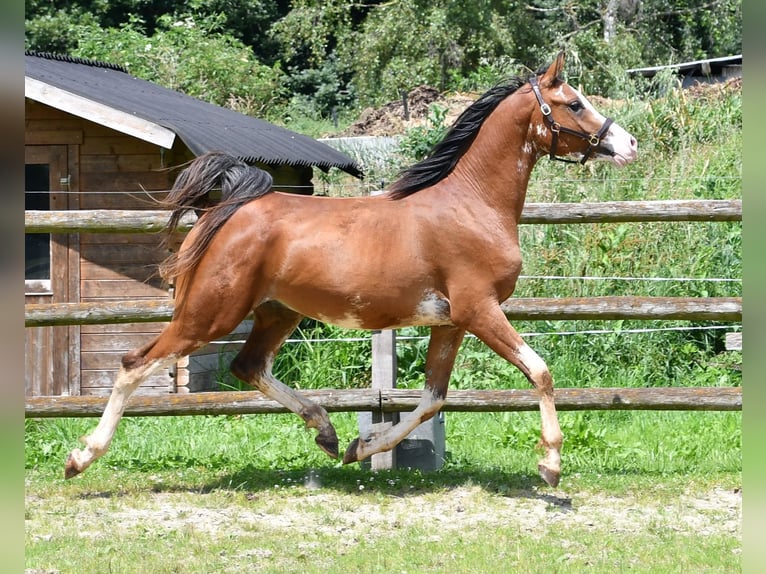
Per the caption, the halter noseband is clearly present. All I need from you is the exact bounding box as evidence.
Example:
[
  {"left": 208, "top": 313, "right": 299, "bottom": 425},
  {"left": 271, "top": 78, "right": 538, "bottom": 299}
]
[{"left": 529, "top": 76, "right": 614, "bottom": 165}]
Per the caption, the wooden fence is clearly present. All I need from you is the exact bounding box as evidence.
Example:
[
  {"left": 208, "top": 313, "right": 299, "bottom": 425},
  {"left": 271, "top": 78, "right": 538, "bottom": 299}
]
[
  {"left": 26, "top": 387, "right": 741, "bottom": 418},
  {"left": 24, "top": 199, "right": 742, "bottom": 419},
  {"left": 25, "top": 199, "right": 742, "bottom": 233}
]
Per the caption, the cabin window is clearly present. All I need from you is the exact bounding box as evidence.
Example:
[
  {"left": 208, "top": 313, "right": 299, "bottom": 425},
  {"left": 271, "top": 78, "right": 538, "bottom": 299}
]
[{"left": 25, "top": 163, "right": 51, "bottom": 284}]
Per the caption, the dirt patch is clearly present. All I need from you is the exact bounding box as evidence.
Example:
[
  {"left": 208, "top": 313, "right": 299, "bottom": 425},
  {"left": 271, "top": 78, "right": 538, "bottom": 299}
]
[
  {"left": 338, "top": 85, "right": 477, "bottom": 137},
  {"left": 685, "top": 76, "right": 742, "bottom": 100},
  {"left": 35, "top": 484, "right": 740, "bottom": 542}
]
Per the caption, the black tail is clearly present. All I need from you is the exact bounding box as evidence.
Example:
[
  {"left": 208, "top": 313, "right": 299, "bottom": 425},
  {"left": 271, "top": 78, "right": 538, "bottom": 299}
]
[{"left": 159, "top": 151, "right": 273, "bottom": 281}]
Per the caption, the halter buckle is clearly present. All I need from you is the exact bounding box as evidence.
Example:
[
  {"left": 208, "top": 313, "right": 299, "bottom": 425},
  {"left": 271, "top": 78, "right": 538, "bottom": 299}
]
[
  {"left": 588, "top": 133, "right": 601, "bottom": 146},
  {"left": 540, "top": 103, "right": 552, "bottom": 116}
]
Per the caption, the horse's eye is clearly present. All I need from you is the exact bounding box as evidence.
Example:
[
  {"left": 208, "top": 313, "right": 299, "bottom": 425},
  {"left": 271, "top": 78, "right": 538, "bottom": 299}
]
[{"left": 568, "top": 100, "right": 584, "bottom": 113}]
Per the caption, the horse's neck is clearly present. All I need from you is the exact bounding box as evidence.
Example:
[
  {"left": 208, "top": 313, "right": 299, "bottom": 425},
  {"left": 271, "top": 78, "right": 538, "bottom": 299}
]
[{"left": 448, "top": 109, "right": 539, "bottom": 223}]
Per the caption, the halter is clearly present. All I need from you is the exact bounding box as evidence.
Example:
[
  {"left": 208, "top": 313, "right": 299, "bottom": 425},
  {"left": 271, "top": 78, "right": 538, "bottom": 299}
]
[{"left": 529, "top": 76, "right": 614, "bottom": 165}]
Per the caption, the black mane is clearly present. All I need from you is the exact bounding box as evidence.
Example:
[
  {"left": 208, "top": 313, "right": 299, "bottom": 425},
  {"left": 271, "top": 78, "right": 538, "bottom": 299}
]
[{"left": 387, "top": 76, "right": 529, "bottom": 199}]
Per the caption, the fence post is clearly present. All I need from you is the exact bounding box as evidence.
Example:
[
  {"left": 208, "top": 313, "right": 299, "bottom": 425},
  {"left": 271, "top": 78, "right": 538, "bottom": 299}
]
[
  {"left": 369, "top": 329, "right": 399, "bottom": 470},
  {"left": 362, "top": 326, "right": 447, "bottom": 472}
]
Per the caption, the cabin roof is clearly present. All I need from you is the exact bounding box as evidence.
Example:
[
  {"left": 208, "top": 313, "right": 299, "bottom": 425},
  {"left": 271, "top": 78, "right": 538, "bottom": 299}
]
[{"left": 25, "top": 51, "right": 362, "bottom": 177}]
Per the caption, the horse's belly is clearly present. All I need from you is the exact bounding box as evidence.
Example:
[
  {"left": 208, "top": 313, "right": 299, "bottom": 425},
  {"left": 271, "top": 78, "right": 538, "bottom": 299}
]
[{"left": 284, "top": 289, "right": 453, "bottom": 330}]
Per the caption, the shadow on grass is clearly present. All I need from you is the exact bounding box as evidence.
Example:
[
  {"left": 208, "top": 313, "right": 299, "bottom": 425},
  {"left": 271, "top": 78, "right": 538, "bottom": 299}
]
[
  {"left": 59, "top": 462, "right": 564, "bottom": 501},
  {"left": 123, "top": 463, "right": 578, "bottom": 510}
]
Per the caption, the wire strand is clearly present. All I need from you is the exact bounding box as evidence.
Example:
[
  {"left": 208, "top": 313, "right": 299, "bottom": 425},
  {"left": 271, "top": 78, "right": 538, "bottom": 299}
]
[{"left": 518, "top": 274, "right": 741, "bottom": 283}]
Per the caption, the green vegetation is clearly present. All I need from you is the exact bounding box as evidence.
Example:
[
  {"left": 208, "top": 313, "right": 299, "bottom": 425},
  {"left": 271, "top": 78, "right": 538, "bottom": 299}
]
[{"left": 25, "top": 1, "right": 742, "bottom": 119}]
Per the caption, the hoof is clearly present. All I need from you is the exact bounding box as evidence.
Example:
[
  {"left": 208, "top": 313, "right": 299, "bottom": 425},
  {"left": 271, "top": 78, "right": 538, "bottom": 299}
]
[
  {"left": 315, "top": 426, "right": 339, "bottom": 459},
  {"left": 538, "top": 463, "right": 561, "bottom": 488},
  {"left": 64, "top": 452, "right": 83, "bottom": 480},
  {"left": 342, "top": 438, "right": 361, "bottom": 464}
]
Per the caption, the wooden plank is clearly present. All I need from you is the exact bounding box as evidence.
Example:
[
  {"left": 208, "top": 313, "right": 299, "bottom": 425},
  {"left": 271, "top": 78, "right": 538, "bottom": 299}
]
[
  {"left": 49, "top": 149, "right": 72, "bottom": 397},
  {"left": 81, "top": 370, "right": 171, "bottom": 390},
  {"left": 25, "top": 297, "right": 742, "bottom": 328},
  {"left": 80, "top": 233, "right": 167, "bottom": 245},
  {"left": 81, "top": 322, "right": 166, "bottom": 334},
  {"left": 725, "top": 332, "right": 742, "bottom": 351},
  {"left": 25, "top": 311, "right": 54, "bottom": 392},
  {"left": 26, "top": 100, "right": 72, "bottom": 120},
  {"left": 79, "top": 243, "right": 166, "bottom": 264},
  {"left": 25, "top": 200, "right": 742, "bottom": 233},
  {"left": 80, "top": 154, "right": 164, "bottom": 174},
  {"left": 383, "top": 387, "right": 742, "bottom": 412},
  {"left": 78, "top": 194, "right": 171, "bottom": 211},
  {"left": 370, "top": 329, "right": 398, "bottom": 470},
  {"left": 500, "top": 296, "right": 742, "bottom": 321},
  {"left": 26, "top": 299, "right": 174, "bottom": 327},
  {"left": 81, "top": 332, "right": 165, "bottom": 352},
  {"left": 24, "top": 387, "right": 741, "bottom": 418},
  {"left": 520, "top": 199, "right": 742, "bottom": 223},
  {"left": 81, "top": 386, "right": 174, "bottom": 398},
  {"left": 67, "top": 142, "right": 82, "bottom": 397},
  {"left": 25, "top": 118, "right": 85, "bottom": 132},
  {"left": 80, "top": 261, "right": 161, "bottom": 282},
  {"left": 81, "top": 279, "right": 166, "bottom": 299},
  {"left": 25, "top": 130, "right": 83, "bottom": 145},
  {"left": 26, "top": 77, "right": 176, "bottom": 148},
  {"left": 82, "top": 351, "right": 131, "bottom": 370},
  {"left": 80, "top": 135, "right": 163, "bottom": 156},
  {"left": 25, "top": 326, "right": 53, "bottom": 396},
  {"left": 80, "top": 171, "right": 171, "bottom": 196}
]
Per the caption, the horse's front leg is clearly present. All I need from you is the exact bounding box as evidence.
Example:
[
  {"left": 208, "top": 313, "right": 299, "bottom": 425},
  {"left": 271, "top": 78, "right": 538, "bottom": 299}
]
[
  {"left": 455, "top": 300, "right": 563, "bottom": 486},
  {"left": 343, "top": 325, "right": 464, "bottom": 464}
]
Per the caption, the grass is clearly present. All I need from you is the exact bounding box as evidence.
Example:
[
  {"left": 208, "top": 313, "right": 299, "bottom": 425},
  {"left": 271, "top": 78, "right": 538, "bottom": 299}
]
[
  {"left": 25, "top": 492, "right": 741, "bottom": 574},
  {"left": 25, "top": 409, "right": 741, "bottom": 573}
]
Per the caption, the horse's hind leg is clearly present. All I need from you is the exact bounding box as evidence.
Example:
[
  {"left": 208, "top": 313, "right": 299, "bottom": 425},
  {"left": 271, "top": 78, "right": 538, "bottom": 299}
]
[
  {"left": 230, "top": 302, "right": 339, "bottom": 458},
  {"left": 64, "top": 325, "right": 206, "bottom": 478},
  {"left": 343, "top": 325, "right": 465, "bottom": 464}
]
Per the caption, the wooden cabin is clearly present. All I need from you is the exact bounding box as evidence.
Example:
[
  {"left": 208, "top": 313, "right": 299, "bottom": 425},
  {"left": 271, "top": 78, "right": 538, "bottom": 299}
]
[{"left": 25, "top": 52, "right": 361, "bottom": 398}]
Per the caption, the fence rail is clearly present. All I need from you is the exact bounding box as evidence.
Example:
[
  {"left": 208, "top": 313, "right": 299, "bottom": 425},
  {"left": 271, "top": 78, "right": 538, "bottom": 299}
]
[
  {"left": 25, "top": 386, "right": 742, "bottom": 418},
  {"left": 24, "top": 199, "right": 742, "bottom": 233},
  {"left": 24, "top": 296, "right": 742, "bottom": 327}
]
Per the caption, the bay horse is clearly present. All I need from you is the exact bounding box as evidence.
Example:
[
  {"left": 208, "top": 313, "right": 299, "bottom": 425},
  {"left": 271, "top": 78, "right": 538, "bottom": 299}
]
[{"left": 65, "top": 52, "right": 637, "bottom": 486}]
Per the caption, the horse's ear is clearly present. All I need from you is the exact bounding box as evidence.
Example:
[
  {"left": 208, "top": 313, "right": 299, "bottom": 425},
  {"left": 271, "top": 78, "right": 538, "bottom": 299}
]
[{"left": 540, "top": 51, "right": 565, "bottom": 88}]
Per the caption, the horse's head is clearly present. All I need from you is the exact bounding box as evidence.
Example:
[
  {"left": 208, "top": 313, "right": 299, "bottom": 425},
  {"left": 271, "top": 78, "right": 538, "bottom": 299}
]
[{"left": 529, "top": 52, "right": 637, "bottom": 167}]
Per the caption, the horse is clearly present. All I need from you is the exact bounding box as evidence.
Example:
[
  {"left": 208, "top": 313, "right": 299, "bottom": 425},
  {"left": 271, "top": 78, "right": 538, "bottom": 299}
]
[{"left": 64, "top": 52, "right": 637, "bottom": 487}]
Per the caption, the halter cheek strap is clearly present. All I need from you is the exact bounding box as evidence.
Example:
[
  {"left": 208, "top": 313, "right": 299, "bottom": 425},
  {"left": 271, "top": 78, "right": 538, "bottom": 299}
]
[{"left": 529, "top": 76, "right": 614, "bottom": 165}]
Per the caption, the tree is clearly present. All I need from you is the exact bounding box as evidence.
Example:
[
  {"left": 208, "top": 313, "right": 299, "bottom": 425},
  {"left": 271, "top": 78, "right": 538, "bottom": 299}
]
[
  {"left": 631, "top": 0, "right": 741, "bottom": 63},
  {"left": 25, "top": 0, "right": 288, "bottom": 63},
  {"left": 72, "top": 14, "right": 287, "bottom": 117},
  {"left": 346, "top": 0, "right": 519, "bottom": 105},
  {"left": 26, "top": 0, "right": 741, "bottom": 117}
]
